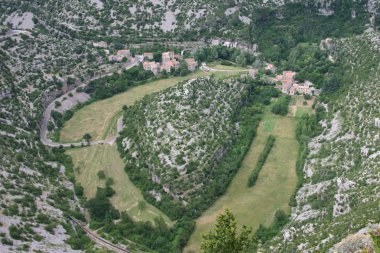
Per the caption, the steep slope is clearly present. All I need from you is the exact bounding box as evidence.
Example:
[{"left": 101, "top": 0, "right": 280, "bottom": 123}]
[
  {"left": 1, "top": 0, "right": 379, "bottom": 42},
  {"left": 0, "top": 7, "right": 108, "bottom": 252},
  {"left": 267, "top": 32, "right": 380, "bottom": 252}
]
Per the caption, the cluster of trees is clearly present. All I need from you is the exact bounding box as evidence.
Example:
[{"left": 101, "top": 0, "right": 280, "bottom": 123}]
[
  {"left": 284, "top": 43, "right": 334, "bottom": 88},
  {"left": 87, "top": 186, "right": 119, "bottom": 221},
  {"left": 50, "top": 110, "right": 74, "bottom": 129},
  {"left": 247, "top": 135, "right": 276, "bottom": 187},
  {"left": 252, "top": 2, "right": 369, "bottom": 63},
  {"left": 201, "top": 209, "right": 253, "bottom": 253},
  {"left": 194, "top": 46, "right": 256, "bottom": 67},
  {"left": 200, "top": 208, "right": 290, "bottom": 252},
  {"left": 271, "top": 96, "right": 291, "bottom": 116},
  {"left": 86, "top": 66, "right": 154, "bottom": 99}
]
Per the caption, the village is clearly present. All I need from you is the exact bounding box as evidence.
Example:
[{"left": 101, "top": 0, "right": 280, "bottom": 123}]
[{"left": 93, "top": 40, "right": 317, "bottom": 96}]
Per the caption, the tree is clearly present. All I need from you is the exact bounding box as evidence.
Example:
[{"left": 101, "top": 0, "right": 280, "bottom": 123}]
[
  {"left": 201, "top": 209, "right": 253, "bottom": 253},
  {"left": 97, "top": 170, "right": 106, "bottom": 180},
  {"left": 83, "top": 133, "right": 92, "bottom": 143}
]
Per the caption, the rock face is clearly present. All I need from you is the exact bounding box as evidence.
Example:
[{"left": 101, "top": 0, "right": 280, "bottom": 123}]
[
  {"left": 267, "top": 33, "right": 380, "bottom": 252},
  {"left": 120, "top": 77, "right": 245, "bottom": 204}
]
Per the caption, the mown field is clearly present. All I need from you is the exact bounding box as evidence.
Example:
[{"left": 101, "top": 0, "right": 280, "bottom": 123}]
[
  {"left": 184, "top": 105, "right": 302, "bottom": 252},
  {"left": 66, "top": 144, "right": 174, "bottom": 225},
  {"left": 60, "top": 69, "right": 247, "bottom": 143}
]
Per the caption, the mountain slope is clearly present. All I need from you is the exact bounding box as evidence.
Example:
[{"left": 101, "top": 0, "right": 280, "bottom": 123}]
[{"left": 267, "top": 32, "right": 380, "bottom": 252}]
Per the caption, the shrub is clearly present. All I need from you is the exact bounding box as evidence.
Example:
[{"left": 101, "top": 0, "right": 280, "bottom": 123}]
[{"left": 248, "top": 135, "right": 276, "bottom": 187}]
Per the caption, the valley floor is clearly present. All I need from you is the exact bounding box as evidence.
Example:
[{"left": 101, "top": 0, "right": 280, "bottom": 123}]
[
  {"left": 60, "top": 66, "right": 312, "bottom": 252},
  {"left": 184, "top": 106, "right": 300, "bottom": 252}
]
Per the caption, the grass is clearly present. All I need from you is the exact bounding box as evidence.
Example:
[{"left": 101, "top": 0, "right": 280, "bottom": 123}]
[
  {"left": 289, "top": 96, "right": 315, "bottom": 117},
  {"left": 184, "top": 110, "right": 299, "bottom": 252},
  {"left": 60, "top": 69, "right": 245, "bottom": 143},
  {"left": 211, "top": 64, "right": 249, "bottom": 71},
  {"left": 66, "top": 144, "right": 174, "bottom": 225}
]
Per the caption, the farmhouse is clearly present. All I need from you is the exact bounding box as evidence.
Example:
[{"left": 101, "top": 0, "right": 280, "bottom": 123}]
[
  {"left": 290, "top": 81, "right": 315, "bottom": 95},
  {"left": 143, "top": 52, "right": 154, "bottom": 60},
  {"left": 162, "top": 59, "right": 180, "bottom": 73},
  {"left": 143, "top": 61, "right": 160, "bottom": 75},
  {"left": 271, "top": 71, "right": 316, "bottom": 95},
  {"left": 185, "top": 58, "right": 197, "bottom": 71},
  {"left": 162, "top": 51, "right": 175, "bottom": 63},
  {"left": 117, "top": 49, "right": 131, "bottom": 58}
]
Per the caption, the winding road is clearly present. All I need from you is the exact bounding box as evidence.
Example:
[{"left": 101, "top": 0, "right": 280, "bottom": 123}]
[{"left": 40, "top": 61, "right": 138, "bottom": 147}]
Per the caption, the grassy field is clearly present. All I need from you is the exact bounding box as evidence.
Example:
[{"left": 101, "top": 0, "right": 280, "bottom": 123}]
[
  {"left": 66, "top": 144, "right": 174, "bottom": 225},
  {"left": 210, "top": 63, "right": 249, "bottom": 71},
  {"left": 184, "top": 108, "right": 299, "bottom": 252},
  {"left": 289, "top": 96, "right": 315, "bottom": 117},
  {"left": 60, "top": 70, "right": 245, "bottom": 143}
]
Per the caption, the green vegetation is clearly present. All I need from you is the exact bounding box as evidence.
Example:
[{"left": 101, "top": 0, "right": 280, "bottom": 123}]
[
  {"left": 118, "top": 77, "right": 270, "bottom": 220},
  {"left": 60, "top": 69, "right": 243, "bottom": 143},
  {"left": 66, "top": 144, "right": 172, "bottom": 224},
  {"left": 185, "top": 99, "right": 300, "bottom": 252},
  {"left": 247, "top": 135, "right": 276, "bottom": 187},
  {"left": 195, "top": 47, "right": 256, "bottom": 67},
  {"left": 271, "top": 96, "right": 291, "bottom": 116},
  {"left": 250, "top": 2, "right": 369, "bottom": 62},
  {"left": 201, "top": 209, "right": 253, "bottom": 253}
]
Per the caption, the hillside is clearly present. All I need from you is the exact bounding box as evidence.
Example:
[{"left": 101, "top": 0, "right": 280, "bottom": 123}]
[
  {"left": 1, "top": 0, "right": 379, "bottom": 43},
  {"left": 0, "top": 0, "right": 379, "bottom": 252},
  {"left": 119, "top": 77, "right": 247, "bottom": 213},
  {"left": 267, "top": 32, "right": 380, "bottom": 252}
]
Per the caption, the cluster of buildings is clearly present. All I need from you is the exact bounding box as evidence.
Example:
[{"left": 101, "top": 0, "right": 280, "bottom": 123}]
[
  {"left": 269, "top": 68, "right": 316, "bottom": 95},
  {"left": 143, "top": 51, "right": 198, "bottom": 75},
  {"left": 108, "top": 49, "right": 131, "bottom": 62},
  {"left": 245, "top": 63, "right": 317, "bottom": 96},
  {"left": 93, "top": 41, "right": 198, "bottom": 74},
  {"left": 209, "top": 38, "right": 258, "bottom": 53}
]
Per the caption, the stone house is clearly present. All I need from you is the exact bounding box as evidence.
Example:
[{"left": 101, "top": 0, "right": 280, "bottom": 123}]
[
  {"left": 185, "top": 58, "right": 197, "bottom": 71},
  {"left": 162, "top": 52, "right": 174, "bottom": 64},
  {"left": 117, "top": 49, "right": 131, "bottom": 58}
]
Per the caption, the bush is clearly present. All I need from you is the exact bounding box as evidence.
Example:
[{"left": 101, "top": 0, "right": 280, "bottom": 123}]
[
  {"left": 248, "top": 135, "right": 276, "bottom": 187},
  {"left": 97, "top": 170, "right": 106, "bottom": 180},
  {"left": 271, "top": 96, "right": 291, "bottom": 116}
]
